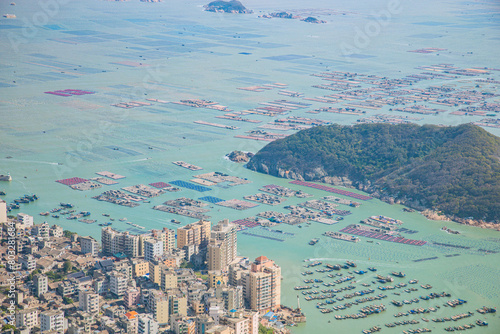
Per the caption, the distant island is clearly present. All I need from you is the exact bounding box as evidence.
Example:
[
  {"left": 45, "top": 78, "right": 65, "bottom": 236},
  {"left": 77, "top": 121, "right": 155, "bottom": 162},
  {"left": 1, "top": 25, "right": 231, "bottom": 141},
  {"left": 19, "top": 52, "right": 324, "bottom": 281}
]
[
  {"left": 204, "top": 0, "right": 252, "bottom": 14},
  {"left": 247, "top": 123, "right": 500, "bottom": 227},
  {"left": 259, "top": 12, "right": 294, "bottom": 19},
  {"left": 259, "top": 12, "right": 327, "bottom": 23},
  {"left": 301, "top": 17, "right": 326, "bottom": 24}
]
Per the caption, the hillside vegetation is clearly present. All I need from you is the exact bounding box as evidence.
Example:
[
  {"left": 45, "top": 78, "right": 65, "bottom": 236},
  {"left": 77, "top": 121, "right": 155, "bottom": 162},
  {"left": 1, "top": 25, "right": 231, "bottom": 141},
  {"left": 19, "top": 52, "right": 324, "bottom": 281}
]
[{"left": 247, "top": 123, "right": 500, "bottom": 223}]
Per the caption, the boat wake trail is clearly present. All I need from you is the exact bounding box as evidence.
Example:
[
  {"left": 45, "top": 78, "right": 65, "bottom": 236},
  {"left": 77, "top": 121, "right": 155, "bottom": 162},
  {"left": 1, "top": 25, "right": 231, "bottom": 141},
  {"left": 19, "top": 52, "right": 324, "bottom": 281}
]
[{"left": 4, "top": 158, "right": 59, "bottom": 165}]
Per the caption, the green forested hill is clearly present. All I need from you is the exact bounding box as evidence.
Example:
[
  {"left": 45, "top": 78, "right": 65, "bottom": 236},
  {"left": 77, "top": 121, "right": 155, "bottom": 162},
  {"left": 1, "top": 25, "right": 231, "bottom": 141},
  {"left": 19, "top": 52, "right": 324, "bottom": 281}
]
[{"left": 247, "top": 123, "right": 500, "bottom": 223}]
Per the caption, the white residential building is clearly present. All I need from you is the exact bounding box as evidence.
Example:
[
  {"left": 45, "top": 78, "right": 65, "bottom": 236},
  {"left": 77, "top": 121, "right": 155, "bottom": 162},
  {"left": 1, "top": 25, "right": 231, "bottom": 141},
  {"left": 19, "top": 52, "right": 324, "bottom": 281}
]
[
  {"left": 78, "top": 290, "right": 100, "bottom": 314},
  {"left": 144, "top": 239, "right": 163, "bottom": 262},
  {"left": 16, "top": 308, "right": 39, "bottom": 329},
  {"left": 109, "top": 272, "right": 128, "bottom": 297},
  {"left": 19, "top": 254, "right": 36, "bottom": 271},
  {"left": 33, "top": 274, "right": 48, "bottom": 297},
  {"left": 17, "top": 213, "right": 34, "bottom": 227},
  {"left": 80, "top": 236, "right": 99, "bottom": 257},
  {"left": 137, "top": 314, "right": 159, "bottom": 334},
  {"left": 40, "top": 310, "right": 65, "bottom": 334}
]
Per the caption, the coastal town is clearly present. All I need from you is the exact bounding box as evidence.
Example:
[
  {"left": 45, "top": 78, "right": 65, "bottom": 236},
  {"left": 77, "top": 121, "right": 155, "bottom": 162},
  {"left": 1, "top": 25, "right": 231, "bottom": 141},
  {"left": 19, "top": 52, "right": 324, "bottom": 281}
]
[{"left": 0, "top": 207, "right": 304, "bottom": 334}]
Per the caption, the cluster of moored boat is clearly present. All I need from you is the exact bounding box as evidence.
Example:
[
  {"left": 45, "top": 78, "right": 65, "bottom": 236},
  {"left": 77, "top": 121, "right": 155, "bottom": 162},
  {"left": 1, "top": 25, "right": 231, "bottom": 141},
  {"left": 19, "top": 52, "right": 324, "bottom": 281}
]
[
  {"left": 319, "top": 293, "right": 388, "bottom": 313},
  {"left": 334, "top": 304, "right": 387, "bottom": 320},
  {"left": 402, "top": 328, "right": 432, "bottom": 333},
  {"left": 6, "top": 194, "right": 38, "bottom": 211},
  {"left": 394, "top": 306, "right": 440, "bottom": 317},
  {"left": 432, "top": 311, "right": 473, "bottom": 322},
  {"left": 298, "top": 259, "right": 495, "bottom": 331},
  {"left": 361, "top": 326, "right": 381, "bottom": 334},
  {"left": 420, "top": 292, "right": 451, "bottom": 300},
  {"left": 378, "top": 282, "right": 410, "bottom": 291},
  {"left": 385, "top": 319, "right": 419, "bottom": 327},
  {"left": 445, "top": 319, "right": 488, "bottom": 331},
  {"left": 392, "top": 298, "right": 421, "bottom": 306},
  {"left": 476, "top": 306, "right": 496, "bottom": 314},
  {"left": 445, "top": 299, "right": 467, "bottom": 308}
]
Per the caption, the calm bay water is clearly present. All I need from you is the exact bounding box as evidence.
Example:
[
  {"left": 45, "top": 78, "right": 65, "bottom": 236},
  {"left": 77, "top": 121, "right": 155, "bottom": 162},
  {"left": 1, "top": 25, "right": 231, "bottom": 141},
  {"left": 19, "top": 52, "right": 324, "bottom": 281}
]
[{"left": 1, "top": 0, "right": 499, "bottom": 333}]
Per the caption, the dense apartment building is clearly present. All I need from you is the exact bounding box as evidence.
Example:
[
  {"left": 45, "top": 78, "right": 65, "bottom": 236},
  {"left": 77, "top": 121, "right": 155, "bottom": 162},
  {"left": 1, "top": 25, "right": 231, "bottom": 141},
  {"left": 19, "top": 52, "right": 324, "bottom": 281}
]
[
  {"left": 137, "top": 313, "right": 159, "bottom": 334},
  {"left": 101, "top": 227, "right": 142, "bottom": 257},
  {"left": 152, "top": 227, "right": 176, "bottom": 254},
  {"left": 40, "top": 310, "right": 66, "bottom": 334},
  {"left": 144, "top": 238, "right": 164, "bottom": 262},
  {"left": 207, "top": 219, "right": 237, "bottom": 271},
  {"left": 80, "top": 236, "right": 99, "bottom": 257},
  {"left": 79, "top": 290, "right": 100, "bottom": 314},
  {"left": 177, "top": 219, "right": 211, "bottom": 249},
  {"left": 243, "top": 256, "right": 281, "bottom": 312},
  {"left": 109, "top": 272, "right": 129, "bottom": 297},
  {"left": 16, "top": 308, "right": 39, "bottom": 330},
  {"left": 33, "top": 274, "right": 48, "bottom": 297}
]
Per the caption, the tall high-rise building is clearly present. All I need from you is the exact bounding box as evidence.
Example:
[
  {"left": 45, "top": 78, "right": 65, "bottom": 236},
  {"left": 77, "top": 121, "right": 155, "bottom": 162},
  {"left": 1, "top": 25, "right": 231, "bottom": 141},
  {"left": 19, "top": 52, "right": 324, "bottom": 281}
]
[
  {"left": 168, "top": 293, "right": 187, "bottom": 317},
  {"left": 40, "top": 310, "right": 65, "bottom": 334},
  {"left": 101, "top": 227, "right": 141, "bottom": 258},
  {"left": 101, "top": 227, "right": 123, "bottom": 255},
  {"left": 80, "top": 236, "right": 99, "bottom": 257},
  {"left": 0, "top": 199, "right": 7, "bottom": 224},
  {"left": 243, "top": 256, "right": 281, "bottom": 312},
  {"left": 152, "top": 228, "right": 176, "bottom": 254},
  {"left": 78, "top": 290, "right": 100, "bottom": 314},
  {"left": 124, "top": 232, "right": 141, "bottom": 258},
  {"left": 144, "top": 238, "right": 164, "bottom": 262},
  {"left": 207, "top": 219, "right": 237, "bottom": 271},
  {"left": 33, "top": 274, "right": 48, "bottom": 297},
  {"left": 177, "top": 220, "right": 211, "bottom": 249},
  {"left": 146, "top": 291, "right": 169, "bottom": 325},
  {"left": 215, "top": 286, "right": 243, "bottom": 312}
]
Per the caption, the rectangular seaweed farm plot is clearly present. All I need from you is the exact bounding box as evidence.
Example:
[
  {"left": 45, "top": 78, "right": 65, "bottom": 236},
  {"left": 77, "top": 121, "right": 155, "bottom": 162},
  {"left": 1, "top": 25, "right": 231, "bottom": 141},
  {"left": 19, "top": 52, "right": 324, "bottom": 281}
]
[
  {"left": 199, "top": 196, "right": 225, "bottom": 204},
  {"left": 170, "top": 180, "right": 212, "bottom": 192},
  {"left": 96, "top": 171, "right": 126, "bottom": 179},
  {"left": 217, "top": 199, "right": 259, "bottom": 210},
  {"left": 149, "top": 182, "right": 171, "bottom": 189},
  {"left": 56, "top": 177, "right": 88, "bottom": 186}
]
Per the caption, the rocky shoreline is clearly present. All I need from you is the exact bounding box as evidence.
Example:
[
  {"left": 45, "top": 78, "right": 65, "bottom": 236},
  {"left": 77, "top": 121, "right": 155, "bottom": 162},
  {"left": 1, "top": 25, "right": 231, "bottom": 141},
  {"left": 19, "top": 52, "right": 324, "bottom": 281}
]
[{"left": 248, "top": 162, "right": 499, "bottom": 231}]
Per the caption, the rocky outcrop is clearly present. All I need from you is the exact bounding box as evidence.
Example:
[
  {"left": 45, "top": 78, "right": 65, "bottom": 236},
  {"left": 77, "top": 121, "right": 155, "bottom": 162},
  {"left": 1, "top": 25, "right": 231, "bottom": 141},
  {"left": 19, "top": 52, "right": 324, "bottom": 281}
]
[{"left": 226, "top": 151, "right": 254, "bottom": 163}]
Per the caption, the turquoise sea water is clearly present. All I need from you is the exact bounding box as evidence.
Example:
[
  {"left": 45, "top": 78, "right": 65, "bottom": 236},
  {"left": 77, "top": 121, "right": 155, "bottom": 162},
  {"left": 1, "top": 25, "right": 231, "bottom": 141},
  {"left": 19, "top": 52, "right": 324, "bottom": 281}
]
[{"left": 1, "top": 0, "right": 499, "bottom": 333}]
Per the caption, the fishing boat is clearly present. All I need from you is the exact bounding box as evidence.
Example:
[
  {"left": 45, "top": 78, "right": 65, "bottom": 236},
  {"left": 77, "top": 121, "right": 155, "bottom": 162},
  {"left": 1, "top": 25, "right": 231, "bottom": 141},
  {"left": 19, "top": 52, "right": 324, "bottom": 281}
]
[
  {"left": 346, "top": 260, "right": 357, "bottom": 267},
  {"left": 392, "top": 271, "right": 406, "bottom": 278},
  {"left": 309, "top": 238, "right": 319, "bottom": 245}
]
